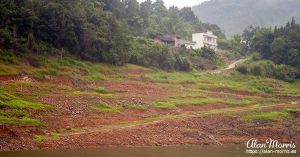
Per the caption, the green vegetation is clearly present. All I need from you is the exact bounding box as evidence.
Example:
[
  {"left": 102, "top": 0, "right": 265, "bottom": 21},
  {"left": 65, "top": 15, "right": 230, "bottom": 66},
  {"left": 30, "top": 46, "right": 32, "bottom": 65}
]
[
  {"left": 33, "top": 135, "right": 46, "bottom": 144},
  {"left": 0, "top": 0, "right": 226, "bottom": 72},
  {"left": 49, "top": 131, "right": 61, "bottom": 139},
  {"left": 0, "top": 116, "right": 43, "bottom": 126},
  {"left": 0, "top": 88, "right": 47, "bottom": 126},
  {"left": 154, "top": 97, "right": 254, "bottom": 109},
  {"left": 236, "top": 19, "right": 300, "bottom": 81},
  {"left": 94, "top": 87, "right": 107, "bottom": 93},
  {"left": 285, "top": 108, "right": 300, "bottom": 114},
  {"left": 8, "top": 99, "right": 47, "bottom": 110},
  {"left": 243, "top": 112, "right": 288, "bottom": 121},
  {"left": 145, "top": 71, "right": 285, "bottom": 94},
  {"left": 153, "top": 102, "right": 177, "bottom": 109},
  {"left": 237, "top": 60, "right": 297, "bottom": 82},
  {"left": 126, "top": 105, "right": 147, "bottom": 111},
  {"left": 90, "top": 101, "right": 121, "bottom": 113}
]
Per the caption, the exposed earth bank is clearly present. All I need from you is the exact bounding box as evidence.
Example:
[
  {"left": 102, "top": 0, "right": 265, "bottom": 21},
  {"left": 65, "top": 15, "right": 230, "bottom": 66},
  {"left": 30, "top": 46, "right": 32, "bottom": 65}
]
[{"left": 1, "top": 62, "right": 300, "bottom": 151}]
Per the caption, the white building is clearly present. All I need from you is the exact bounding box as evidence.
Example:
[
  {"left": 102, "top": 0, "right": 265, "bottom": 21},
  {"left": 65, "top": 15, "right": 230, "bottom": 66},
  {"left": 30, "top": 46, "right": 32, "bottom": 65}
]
[{"left": 192, "top": 31, "right": 218, "bottom": 50}]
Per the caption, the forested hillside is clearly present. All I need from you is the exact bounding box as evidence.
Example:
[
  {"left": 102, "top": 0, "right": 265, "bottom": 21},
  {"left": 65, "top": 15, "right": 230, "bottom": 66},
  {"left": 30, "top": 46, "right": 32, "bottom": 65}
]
[
  {"left": 0, "top": 0, "right": 224, "bottom": 70},
  {"left": 237, "top": 18, "right": 300, "bottom": 81},
  {"left": 192, "top": 0, "right": 300, "bottom": 36}
]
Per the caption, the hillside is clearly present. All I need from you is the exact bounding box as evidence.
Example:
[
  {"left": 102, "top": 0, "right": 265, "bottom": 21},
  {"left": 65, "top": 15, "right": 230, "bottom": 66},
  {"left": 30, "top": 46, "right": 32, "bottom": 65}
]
[
  {"left": 1, "top": 52, "right": 300, "bottom": 151},
  {"left": 192, "top": 0, "right": 300, "bottom": 36},
  {"left": 0, "top": 0, "right": 226, "bottom": 71},
  {"left": 1, "top": 0, "right": 300, "bottom": 154}
]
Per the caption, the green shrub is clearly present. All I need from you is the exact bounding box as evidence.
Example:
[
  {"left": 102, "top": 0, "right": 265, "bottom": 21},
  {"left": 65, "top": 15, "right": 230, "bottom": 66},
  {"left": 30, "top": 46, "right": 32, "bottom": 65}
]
[
  {"left": 194, "top": 46, "right": 216, "bottom": 60},
  {"left": 236, "top": 64, "right": 248, "bottom": 74},
  {"left": 251, "top": 52, "right": 262, "bottom": 61},
  {"left": 24, "top": 55, "right": 48, "bottom": 67},
  {"left": 0, "top": 28, "right": 11, "bottom": 47},
  {"left": 273, "top": 64, "right": 296, "bottom": 82},
  {"left": 174, "top": 55, "right": 192, "bottom": 71},
  {"left": 237, "top": 60, "right": 296, "bottom": 82},
  {"left": 0, "top": 49, "right": 17, "bottom": 64}
]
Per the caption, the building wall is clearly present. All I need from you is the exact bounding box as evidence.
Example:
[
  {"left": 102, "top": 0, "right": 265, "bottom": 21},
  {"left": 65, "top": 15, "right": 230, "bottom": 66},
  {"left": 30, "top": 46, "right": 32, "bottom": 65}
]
[
  {"left": 192, "top": 32, "right": 218, "bottom": 50},
  {"left": 192, "top": 33, "right": 204, "bottom": 49}
]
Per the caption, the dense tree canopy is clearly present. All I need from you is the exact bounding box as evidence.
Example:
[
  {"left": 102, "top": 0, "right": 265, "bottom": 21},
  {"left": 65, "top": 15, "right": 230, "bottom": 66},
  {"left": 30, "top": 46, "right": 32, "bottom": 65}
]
[
  {"left": 237, "top": 18, "right": 300, "bottom": 81},
  {"left": 251, "top": 18, "right": 300, "bottom": 67},
  {"left": 0, "top": 0, "right": 224, "bottom": 70}
]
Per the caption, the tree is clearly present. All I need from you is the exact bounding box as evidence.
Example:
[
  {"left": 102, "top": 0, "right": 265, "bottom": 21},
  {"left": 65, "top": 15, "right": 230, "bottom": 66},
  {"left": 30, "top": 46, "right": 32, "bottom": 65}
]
[
  {"left": 271, "top": 37, "right": 289, "bottom": 64},
  {"left": 178, "top": 7, "right": 199, "bottom": 26},
  {"left": 242, "top": 25, "right": 258, "bottom": 54},
  {"left": 287, "top": 48, "right": 300, "bottom": 66},
  {"left": 152, "top": 0, "right": 167, "bottom": 17},
  {"left": 140, "top": 0, "right": 152, "bottom": 29},
  {"left": 252, "top": 28, "right": 274, "bottom": 59}
]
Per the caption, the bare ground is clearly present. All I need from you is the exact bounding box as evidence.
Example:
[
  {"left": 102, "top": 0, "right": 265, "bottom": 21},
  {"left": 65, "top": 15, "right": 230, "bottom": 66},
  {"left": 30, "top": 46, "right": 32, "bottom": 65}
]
[{"left": 0, "top": 67, "right": 300, "bottom": 151}]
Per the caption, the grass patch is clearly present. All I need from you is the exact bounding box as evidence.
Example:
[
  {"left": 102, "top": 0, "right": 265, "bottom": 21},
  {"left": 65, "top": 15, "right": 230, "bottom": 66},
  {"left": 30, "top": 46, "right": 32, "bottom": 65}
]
[
  {"left": 50, "top": 131, "right": 61, "bottom": 138},
  {"left": 285, "top": 108, "right": 300, "bottom": 113},
  {"left": 94, "top": 86, "right": 107, "bottom": 93},
  {"left": 154, "top": 97, "right": 255, "bottom": 109},
  {"left": 0, "top": 64, "right": 20, "bottom": 76},
  {"left": 0, "top": 88, "right": 15, "bottom": 101},
  {"left": 153, "top": 102, "right": 177, "bottom": 109},
  {"left": 33, "top": 135, "right": 46, "bottom": 144},
  {"left": 145, "top": 71, "right": 284, "bottom": 95},
  {"left": 90, "top": 101, "right": 121, "bottom": 113},
  {"left": 243, "top": 112, "right": 288, "bottom": 121},
  {"left": 8, "top": 99, "right": 48, "bottom": 109},
  {"left": 0, "top": 116, "right": 44, "bottom": 126},
  {"left": 170, "top": 93, "right": 207, "bottom": 99},
  {"left": 145, "top": 72, "right": 197, "bottom": 84},
  {"left": 0, "top": 88, "right": 47, "bottom": 126},
  {"left": 127, "top": 105, "right": 147, "bottom": 110}
]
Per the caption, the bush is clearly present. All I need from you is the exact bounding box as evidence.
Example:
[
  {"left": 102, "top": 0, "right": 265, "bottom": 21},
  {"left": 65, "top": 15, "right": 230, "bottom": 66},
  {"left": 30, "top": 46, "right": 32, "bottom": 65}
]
[
  {"left": 174, "top": 55, "right": 192, "bottom": 71},
  {"left": 237, "top": 60, "right": 296, "bottom": 82},
  {"left": 273, "top": 64, "right": 296, "bottom": 82},
  {"left": 251, "top": 52, "right": 262, "bottom": 61},
  {"left": 237, "top": 65, "right": 248, "bottom": 74},
  {"left": 296, "top": 67, "right": 300, "bottom": 79},
  {"left": 0, "top": 49, "right": 17, "bottom": 64},
  {"left": 0, "top": 29, "right": 11, "bottom": 48},
  {"left": 127, "top": 37, "right": 193, "bottom": 71},
  {"left": 24, "top": 55, "right": 47, "bottom": 68},
  {"left": 195, "top": 46, "right": 216, "bottom": 60}
]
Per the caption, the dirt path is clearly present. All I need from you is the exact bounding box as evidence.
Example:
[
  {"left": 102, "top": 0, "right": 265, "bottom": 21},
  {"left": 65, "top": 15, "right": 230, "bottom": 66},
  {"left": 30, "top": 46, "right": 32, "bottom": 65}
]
[{"left": 211, "top": 58, "right": 248, "bottom": 74}]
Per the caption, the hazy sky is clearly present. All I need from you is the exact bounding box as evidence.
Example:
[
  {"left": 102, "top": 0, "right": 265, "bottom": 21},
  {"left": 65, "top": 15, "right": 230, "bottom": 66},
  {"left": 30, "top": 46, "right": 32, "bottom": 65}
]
[{"left": 137, "top": 0, "right": 209, "bottom": 8}]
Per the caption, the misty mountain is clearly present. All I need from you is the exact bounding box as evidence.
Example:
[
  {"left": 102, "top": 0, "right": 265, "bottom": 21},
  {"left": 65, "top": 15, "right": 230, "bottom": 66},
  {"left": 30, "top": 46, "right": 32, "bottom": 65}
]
[{"left": 192, "top": 0, "right": 300, "bottom": 36}]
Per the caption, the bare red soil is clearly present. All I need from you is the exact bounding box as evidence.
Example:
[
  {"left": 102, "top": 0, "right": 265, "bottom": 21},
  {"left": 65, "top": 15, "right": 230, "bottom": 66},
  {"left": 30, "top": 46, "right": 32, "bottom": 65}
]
[{"left": 0, "top": 70, "right": 300, "bottom": 152}]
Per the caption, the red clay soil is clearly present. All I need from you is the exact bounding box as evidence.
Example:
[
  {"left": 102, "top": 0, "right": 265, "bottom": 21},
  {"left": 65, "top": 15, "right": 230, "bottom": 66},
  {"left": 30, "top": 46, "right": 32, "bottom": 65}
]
[
  {"left": 1, "top": 71, "right": 300, "bottom": 151},
  {"left": 1, "top": 108, "right": 300, "bottom": 151},
  {"left": 38, "top": 114, "right": 300, "bottom": 150},
  {"left": 0, "top": 76, "right": 17, "bottom": 82},
  {"left": 98, "top": 78, "right": 178, "bottom": 104}
]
